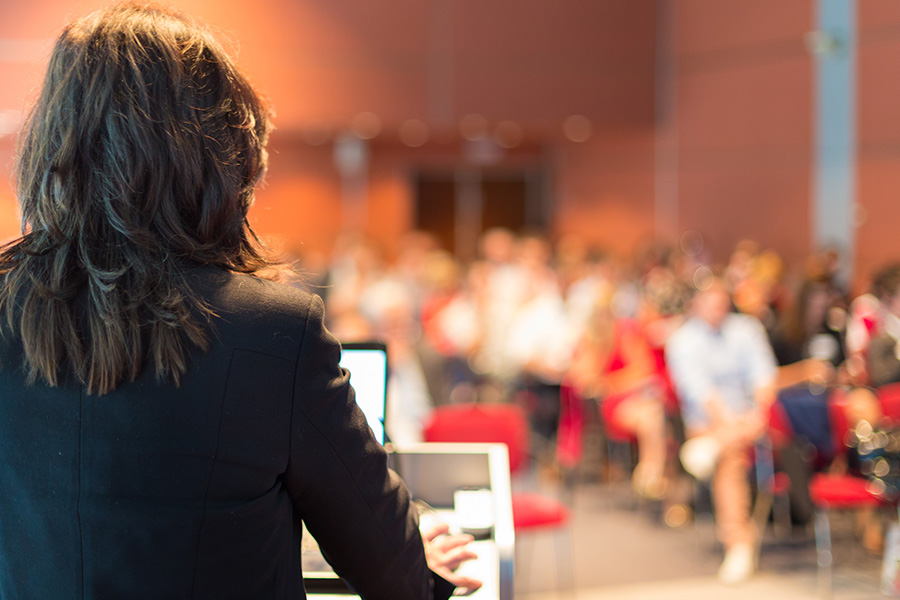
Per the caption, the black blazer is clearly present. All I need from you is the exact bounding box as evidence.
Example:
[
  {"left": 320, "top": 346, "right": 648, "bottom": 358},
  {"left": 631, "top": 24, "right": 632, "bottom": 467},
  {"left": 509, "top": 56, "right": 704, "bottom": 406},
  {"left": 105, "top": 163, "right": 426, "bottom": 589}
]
[{"left": 0, "top": 266, "right": 447, "bottom": 599}]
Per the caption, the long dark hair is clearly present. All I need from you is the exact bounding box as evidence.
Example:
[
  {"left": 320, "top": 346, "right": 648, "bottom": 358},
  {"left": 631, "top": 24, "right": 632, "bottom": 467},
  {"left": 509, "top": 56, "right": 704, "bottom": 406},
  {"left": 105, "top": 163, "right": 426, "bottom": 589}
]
[
  {"left": 0, "top": 2, "right": 275, "bottom": 394},
  {"left": 776, "top": 276, "right": 835, "bottom": 349}
]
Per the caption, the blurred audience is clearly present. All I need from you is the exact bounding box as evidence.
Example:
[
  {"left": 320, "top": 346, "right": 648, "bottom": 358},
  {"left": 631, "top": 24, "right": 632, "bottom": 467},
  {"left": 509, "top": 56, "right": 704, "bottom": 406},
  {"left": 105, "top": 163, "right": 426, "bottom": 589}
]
[
  {"left": 312, "top": 227, "right": 900, "bottom": 577},
  {"left": 505, "top": 234, "right": 573, "bottom": 460},
  {"left": 567, "top": 288, "right": 670, "bottom": 499}
]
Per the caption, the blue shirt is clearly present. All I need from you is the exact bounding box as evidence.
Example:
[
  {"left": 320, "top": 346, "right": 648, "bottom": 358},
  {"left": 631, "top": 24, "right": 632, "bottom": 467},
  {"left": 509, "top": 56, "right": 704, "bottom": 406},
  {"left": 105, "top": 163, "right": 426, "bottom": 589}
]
[{"left": 665, "top": 312, "right": 777, "bottom": 430}]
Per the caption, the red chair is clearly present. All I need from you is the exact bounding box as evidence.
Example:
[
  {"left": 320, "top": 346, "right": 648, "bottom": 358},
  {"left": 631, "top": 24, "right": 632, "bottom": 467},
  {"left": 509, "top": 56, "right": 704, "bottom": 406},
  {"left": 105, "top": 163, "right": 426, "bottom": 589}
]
[
  {"left": 808, "top": 391, "right": 892, "bottom": 599},
  {"left": 556, "top": 379, "right": 598, "bottom": 472},
  {"left": 767, "top": 397, "right": 794, "bottom": 450},
  {"left": 555, "top": 379, "right": 638, "bottom": 493},
  {"left": 878, "top": 382, "right": 900, "bottom": 425},
  {"left": 422, "top": 402, "right": 571, "bottom": 589},
  {"left": 600, "top": 394, "right": 640, "bottom": 470}
]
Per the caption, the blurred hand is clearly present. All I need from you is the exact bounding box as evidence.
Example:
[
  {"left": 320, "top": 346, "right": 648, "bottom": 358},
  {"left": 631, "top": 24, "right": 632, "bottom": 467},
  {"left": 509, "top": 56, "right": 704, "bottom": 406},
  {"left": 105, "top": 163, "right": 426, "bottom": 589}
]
[
  {"left": 803, "top": 359, "right": 834, "bottom": 385},
  {"left": 842, "top": 355, "right": 867, "bottom": 386},
  {"left": 738, "top": 407, "right": 768, "bottom": 443},
  {"left": 706, "top": 393, "right": 738, "bottom": 429},
  {"left": 709, "top": 403, "right": 768, "bottom": 447},
  {"left": 421, "top": 523, "right": 483, "bottom": 594}
]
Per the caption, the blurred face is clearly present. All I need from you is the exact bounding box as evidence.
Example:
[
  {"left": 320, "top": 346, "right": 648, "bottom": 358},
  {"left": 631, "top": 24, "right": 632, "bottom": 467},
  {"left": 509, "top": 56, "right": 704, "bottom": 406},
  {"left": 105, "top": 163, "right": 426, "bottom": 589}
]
[
  {"left": 481, "top": 230, "right": 514, "bottom": 263},
  {"left": 694, "top": 282, "right": 731, "bottom": 329},
  {"left": 805, "top": 284, "right": 831, "bottom": 329}
]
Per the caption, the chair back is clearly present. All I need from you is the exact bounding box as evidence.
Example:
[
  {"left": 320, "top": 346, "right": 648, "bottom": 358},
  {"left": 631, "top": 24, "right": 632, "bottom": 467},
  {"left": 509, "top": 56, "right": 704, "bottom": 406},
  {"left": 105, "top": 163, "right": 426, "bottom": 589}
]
[
  {"left": 878, "top": 382, "right": 900, "bottom": 426},
  {"left": 423, "top": 403, "right": 530, "bottom": 474}
]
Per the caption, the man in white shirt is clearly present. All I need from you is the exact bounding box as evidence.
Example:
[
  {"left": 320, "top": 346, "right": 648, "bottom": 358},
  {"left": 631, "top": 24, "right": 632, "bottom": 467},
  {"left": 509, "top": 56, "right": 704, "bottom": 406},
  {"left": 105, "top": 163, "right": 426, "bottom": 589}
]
[{"left": 666, "top": 277, "right": 777, "bottom": 584}]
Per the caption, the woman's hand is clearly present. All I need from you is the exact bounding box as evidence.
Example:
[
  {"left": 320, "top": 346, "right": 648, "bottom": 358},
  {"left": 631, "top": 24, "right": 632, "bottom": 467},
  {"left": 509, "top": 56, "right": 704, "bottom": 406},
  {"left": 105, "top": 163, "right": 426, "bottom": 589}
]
[{"left": 421, "top": 523, "right": 483, "bottom": 594}]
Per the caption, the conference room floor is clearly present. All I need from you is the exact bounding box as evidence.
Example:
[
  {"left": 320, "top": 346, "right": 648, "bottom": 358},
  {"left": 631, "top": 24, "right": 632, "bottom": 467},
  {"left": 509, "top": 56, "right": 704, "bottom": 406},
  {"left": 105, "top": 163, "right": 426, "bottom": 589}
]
[{"left": 513, "top": 476, "right": 886, "bottom": 600}]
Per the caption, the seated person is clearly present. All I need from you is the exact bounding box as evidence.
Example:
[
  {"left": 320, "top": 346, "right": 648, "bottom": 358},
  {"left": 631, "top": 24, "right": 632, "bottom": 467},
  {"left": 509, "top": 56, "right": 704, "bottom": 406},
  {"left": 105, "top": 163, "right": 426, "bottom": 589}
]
[
  {"left": 666, "top": 276, "right": 778, "bottom": 585},
  {"left": 568, "top": 290, "right": 671, "bottom": 499},
  {"left": 867, "top": 263, "right": 900, "bottom": 389},
  {"left": 765, "top": 275, "right": 846, "bottom": 524}
]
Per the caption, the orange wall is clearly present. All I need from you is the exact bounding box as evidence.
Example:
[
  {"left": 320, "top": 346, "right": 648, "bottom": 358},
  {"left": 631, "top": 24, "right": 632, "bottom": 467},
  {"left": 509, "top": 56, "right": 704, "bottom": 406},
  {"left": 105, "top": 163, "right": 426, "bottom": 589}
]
[
  {"left": 556, "top": 0, "right": 818, "bottom": 270},
  {"left": 554, "top": 129, "right": 658, "bottom": 258},
  {"left": 671, "top": 0, "right": 814, "bottom": 269},
  {"left": 857, "top": 1, "right": 900, "bottom": 288},
  {"left": 248, "top": 136, "right": 343, "bottom": 259},
  {"left": 0, "top": 0, "right": 656, "bottom": 132}
]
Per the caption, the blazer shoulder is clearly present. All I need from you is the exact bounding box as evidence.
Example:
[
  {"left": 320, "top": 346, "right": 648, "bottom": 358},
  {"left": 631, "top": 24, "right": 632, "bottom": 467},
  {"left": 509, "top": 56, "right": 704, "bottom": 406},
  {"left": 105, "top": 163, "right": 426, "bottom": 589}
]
[{"left": 189, "top": 267, "right": 324, "bottom": 358}]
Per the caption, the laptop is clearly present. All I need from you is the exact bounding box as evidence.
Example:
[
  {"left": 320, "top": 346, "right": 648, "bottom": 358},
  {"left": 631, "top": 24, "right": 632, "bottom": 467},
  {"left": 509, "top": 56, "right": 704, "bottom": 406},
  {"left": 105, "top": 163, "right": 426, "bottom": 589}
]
[{"left": 301, "top": 341, "right": 389, "bottom": 593}]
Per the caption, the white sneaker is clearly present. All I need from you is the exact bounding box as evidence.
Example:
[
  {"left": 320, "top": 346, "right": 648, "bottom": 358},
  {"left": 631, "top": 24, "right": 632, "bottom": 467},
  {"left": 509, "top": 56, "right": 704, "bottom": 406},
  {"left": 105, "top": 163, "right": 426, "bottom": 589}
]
[{"left": 718, "top": 543, "right": 755, "bottom": 585}]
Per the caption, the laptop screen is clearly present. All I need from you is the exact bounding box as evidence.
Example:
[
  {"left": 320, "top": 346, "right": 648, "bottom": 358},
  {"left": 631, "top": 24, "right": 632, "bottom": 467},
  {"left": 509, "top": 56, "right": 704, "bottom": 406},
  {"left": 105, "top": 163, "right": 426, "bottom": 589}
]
[{"left": 339, "top": 342, "right": 388, "bottom": 445}]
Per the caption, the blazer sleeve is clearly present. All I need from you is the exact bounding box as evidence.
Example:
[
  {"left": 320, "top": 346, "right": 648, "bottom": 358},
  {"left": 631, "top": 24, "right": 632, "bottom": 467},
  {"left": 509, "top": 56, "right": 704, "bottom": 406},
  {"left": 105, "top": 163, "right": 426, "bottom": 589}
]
[{"left": 284, "top": 295, "right": 445, "bottom": 600}]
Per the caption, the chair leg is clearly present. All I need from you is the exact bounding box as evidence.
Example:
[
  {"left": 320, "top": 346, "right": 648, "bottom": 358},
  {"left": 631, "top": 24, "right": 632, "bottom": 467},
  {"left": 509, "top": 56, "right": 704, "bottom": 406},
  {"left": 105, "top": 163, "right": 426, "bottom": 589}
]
[
  {"left": 773, "top": 491, "right": 792, "bottom": 538},
  {"left": 605, "top": 439, "right": 635, "bottom": 509},
  {"left": 813, "top": 508, "right": 833, "bottom": 600},
  {"left": 691, "top": 478, "right": 715, "bottom": 552}
]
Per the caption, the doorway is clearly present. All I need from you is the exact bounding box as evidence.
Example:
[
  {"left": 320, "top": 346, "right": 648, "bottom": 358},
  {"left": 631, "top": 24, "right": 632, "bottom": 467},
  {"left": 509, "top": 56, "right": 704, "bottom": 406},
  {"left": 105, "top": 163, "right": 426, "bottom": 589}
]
[{"left": 414, "top": 168, "right": 549, "bottom": 262}]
